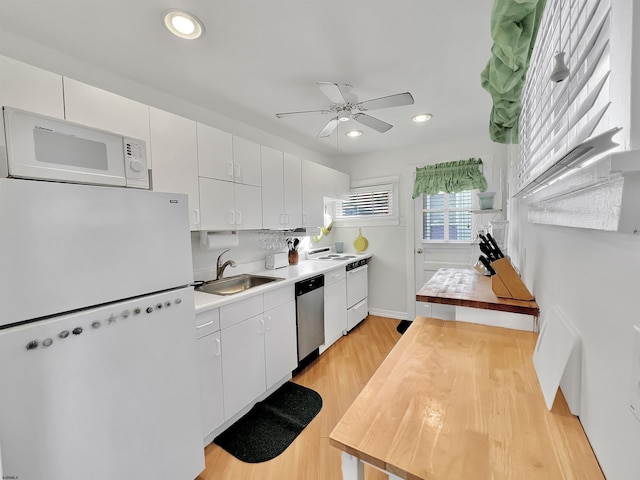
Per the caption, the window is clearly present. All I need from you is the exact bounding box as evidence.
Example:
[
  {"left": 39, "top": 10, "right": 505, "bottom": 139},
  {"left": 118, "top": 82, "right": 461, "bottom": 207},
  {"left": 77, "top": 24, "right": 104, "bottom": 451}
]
[
  {"left": 334, "top": 177, "right": 398, "bottom": 226},
  {"left": 422, "top": 191, "right": 472, "bottom": 242}
]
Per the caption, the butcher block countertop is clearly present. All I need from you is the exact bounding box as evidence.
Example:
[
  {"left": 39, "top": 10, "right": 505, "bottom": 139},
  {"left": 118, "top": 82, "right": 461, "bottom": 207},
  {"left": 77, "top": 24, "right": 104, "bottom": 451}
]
[
  {"left": 416, "top": 268, "right": 540, "bottom": 317},
  {"left": 329, "top": 317, "right": 603, "bottom": 480}
]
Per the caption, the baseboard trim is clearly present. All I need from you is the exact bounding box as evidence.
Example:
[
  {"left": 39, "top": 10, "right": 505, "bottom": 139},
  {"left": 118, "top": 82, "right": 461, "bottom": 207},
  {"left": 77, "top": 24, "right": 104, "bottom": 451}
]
[{"left": 369, "top": 308, "right": 408, "bottom": 320}]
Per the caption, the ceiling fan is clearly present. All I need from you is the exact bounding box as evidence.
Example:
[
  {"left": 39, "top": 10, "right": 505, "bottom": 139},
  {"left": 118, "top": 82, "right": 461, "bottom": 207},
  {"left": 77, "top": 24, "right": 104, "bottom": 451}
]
[{"left": 275, "top": 82, "right": 415, "bottom": 138}]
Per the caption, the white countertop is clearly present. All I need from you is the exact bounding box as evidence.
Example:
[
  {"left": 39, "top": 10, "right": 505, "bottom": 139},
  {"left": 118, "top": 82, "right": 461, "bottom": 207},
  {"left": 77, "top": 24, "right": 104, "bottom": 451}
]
[{"left": 194, "top": 254, "right": 371, "bottom": 314}]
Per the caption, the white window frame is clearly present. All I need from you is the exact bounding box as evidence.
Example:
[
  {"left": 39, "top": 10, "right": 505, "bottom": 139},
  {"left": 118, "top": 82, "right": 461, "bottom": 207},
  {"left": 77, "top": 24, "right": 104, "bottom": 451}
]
[
  {"left": 333, "top": 176, "right": 399, "bottom": 227},
  {"left": 420, "top": 191, "right": 473, "bottom": 243}
]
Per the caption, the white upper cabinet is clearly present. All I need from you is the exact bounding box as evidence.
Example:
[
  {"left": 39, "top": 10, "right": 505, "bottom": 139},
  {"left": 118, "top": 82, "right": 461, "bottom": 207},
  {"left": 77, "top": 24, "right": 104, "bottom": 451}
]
[
  {"left": 199, "top": 177, "right": 262, "bottom": 230},
  {"left": 0, "top": 56, "right": 64, "bottom": 119},
  {"left": 337, "top": 169, "right": 350, "bottom": 199},
  {"left": 149, "top": 107, "right": 200, "bottom": 230},
  {"left": 323, "top": 166, "right": 350, "bottom": 200},
  {"left": 197, "top": 123, "right": 233, "bottom": 181},
  {"left": 283, "top": 153, "right": 303, "bottom": 226},
  {"left": 261, "top": 146, "right": 285, "bottom": 229},
  {"left": 302, "top": 159, "right": 324, "bottom": 227},
  {"left": 232, "top": 136, "right": 261, "bottom": 186},
  {"left": 261, "top": 147, "right": 303, "bottom": 229},
  {"left": 63, "top": 78, "right": 151, "bottom": 164}
]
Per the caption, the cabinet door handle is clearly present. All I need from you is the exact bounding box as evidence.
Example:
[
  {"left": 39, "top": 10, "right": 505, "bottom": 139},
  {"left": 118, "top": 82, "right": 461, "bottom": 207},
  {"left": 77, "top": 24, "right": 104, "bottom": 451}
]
[
  {"left": 235, "top": 211, "right": 242, "bottom": 225},
  {"left": 215, "top": 337, "right": 221, "bottom": 357},
  {"left": 226, "top": 162, "right": 234, "bottom": 179},
  {"left": 234, "top": 163, "right": 241, "bottom": 181},
  {"left": 259, "top": 317, "right": 265, "bottom": 334},
  {"left": 228, "top": 211, "right": 235, "bottom": 226},
  {"left": 197, "top": 320, "right": 215, "bottom": 330},
  {"left": 193, "top": 208, "right": 200, "bottom": 227}
]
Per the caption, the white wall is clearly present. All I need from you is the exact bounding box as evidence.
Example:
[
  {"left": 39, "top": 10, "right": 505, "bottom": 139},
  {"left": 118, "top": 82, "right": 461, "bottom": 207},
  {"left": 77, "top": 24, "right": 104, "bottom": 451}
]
[
  {"left": 510, "top": 205, "right": 640, "bottom": 479},
  {"left": 339, "top": 131, "right": 508, "bottom": 319},
  {"left": 505, "top": 3, "right": 640, "bottom": 477}
]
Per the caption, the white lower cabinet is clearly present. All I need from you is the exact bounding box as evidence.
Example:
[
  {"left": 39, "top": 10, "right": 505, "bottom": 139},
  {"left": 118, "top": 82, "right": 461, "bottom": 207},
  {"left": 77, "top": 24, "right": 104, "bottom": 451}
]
[
  {"left": 195, "top": 308, "right": 224, "bottom": 443},
  {"left": 322, "top": 267, "right": 347, "bottom": 353},
  {"left": 264, "top": 289, "right": 297, "bottom": 389},
  {"left": 197, "top": 331, "right": 224, "bottom": 440},
  {"left": 221, "top": 313, "right": 267, "bottom": 421}
]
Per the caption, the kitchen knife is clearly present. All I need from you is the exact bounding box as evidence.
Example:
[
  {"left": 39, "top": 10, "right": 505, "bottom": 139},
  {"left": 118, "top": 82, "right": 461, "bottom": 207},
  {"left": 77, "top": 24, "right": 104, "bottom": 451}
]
[
  {"left": 486, "top": 233, "right": 505, "bottom": 258},
  {"left": 478, "top": 255, "right": 496, "bottom": 275},
  {"left": 479, "top": 234, "right": 500, "bottom": 260},
  {"left": 479, "top": 241, "right": 496, "bottom": 261}
]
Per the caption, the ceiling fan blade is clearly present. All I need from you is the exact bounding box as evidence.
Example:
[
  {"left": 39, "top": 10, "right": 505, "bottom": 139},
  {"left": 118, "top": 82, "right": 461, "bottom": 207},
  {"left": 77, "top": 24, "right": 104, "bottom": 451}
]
[
  {"left": 357, "top": 92, "right": 414, "bottom": 111},
  {"left": 353, "top": 113, "right": 393, "bottom": 133},
  {"left": 317, "top": 117, "right": 339, "bottom": 138},
  {"left": 276, "top": 109, "right": 332, "bottom": 118},
  {"left": 316, "top": 82, "right": 347, "bottom": 104}
]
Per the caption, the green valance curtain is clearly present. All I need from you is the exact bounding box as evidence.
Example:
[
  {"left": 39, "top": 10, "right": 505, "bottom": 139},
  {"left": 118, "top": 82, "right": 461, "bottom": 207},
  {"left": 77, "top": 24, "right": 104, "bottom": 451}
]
[
  {"left": 480, "top": 0, "right": 547, "bottom": 144},
  {"left": 412, "top": 158, "right": 487, "bottom": 198}
]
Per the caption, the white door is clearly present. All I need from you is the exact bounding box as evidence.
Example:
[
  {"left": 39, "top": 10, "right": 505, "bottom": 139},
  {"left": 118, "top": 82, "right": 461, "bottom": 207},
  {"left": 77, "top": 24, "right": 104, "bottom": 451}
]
[
  {"left": 264, "top": 300, "right": 297, "bottom": 389},
  {"left": 413, "top": 194, "right": 474, "bottom": 319},
  {"left": 221, "top": 314, "right": 266, "bottom": 420}
]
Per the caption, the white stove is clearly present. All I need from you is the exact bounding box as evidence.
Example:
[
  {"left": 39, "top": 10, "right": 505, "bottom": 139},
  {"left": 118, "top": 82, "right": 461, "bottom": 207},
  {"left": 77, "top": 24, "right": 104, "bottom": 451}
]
[
  {"left": 307, "top": 247, "right": 369, "bottom": 331},
  {"left": 306, "top": 247, "right": 361, "bottom": 262}
]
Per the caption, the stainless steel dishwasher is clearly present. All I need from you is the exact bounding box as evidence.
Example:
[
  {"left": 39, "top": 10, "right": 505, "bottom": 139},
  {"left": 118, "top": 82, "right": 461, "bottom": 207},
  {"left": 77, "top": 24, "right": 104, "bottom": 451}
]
[{"left": 295, "top": 274, "right": 325, "bottom": 366}]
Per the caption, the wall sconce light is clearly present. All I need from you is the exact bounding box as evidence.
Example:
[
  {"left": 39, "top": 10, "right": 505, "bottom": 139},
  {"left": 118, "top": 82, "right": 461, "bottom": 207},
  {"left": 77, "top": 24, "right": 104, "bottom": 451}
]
[{"left": 550, "top": 52, "right": 570, "bottom": 83}]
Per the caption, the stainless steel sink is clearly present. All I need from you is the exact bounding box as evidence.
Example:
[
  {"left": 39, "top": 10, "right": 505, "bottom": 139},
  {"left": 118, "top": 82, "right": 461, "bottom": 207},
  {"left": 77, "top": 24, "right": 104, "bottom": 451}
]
[{"left": 196, "top": 274, "right": 283, "bottom": 296}]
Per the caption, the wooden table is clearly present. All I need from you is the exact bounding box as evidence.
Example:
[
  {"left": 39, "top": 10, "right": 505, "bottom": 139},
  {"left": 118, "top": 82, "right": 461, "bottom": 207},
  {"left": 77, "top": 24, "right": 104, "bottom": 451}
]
[
  {"left": 416, "top": 268, "right": 540, "bottom": 332},
  {"left": 329, "top": 317, "right": 603, "bottom": 480}
]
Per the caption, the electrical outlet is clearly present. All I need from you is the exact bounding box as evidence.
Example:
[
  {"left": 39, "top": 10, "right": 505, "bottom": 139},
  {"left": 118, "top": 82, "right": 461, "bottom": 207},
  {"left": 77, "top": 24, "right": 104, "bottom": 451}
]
[{"left": 630, "top": 325, "right": 640, "bottom": 422}]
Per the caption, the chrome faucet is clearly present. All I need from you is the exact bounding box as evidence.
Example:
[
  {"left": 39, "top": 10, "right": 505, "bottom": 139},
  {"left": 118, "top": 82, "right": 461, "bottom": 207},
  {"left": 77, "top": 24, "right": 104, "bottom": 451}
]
[{"left": 216, "top": 249, "right": 236, "bottom": 280}]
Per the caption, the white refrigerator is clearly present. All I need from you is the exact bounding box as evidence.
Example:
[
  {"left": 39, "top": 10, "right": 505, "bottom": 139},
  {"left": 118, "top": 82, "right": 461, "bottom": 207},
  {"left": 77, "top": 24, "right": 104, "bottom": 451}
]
[{"left": 0, "top": 178, "right": 204, "bottom": 480}]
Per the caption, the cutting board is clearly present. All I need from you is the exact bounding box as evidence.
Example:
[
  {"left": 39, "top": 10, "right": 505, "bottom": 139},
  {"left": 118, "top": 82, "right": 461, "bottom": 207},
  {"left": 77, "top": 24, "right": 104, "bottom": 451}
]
[{"left": 533, "top": 306, "right": 582, "bottom": 413}]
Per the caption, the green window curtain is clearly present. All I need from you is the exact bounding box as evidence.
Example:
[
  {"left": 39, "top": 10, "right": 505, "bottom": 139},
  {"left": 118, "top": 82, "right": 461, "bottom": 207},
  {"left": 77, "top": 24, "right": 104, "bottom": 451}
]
[
  {"left": 412, "top": 158, "right": 488, "bottom": 199},
  {"left": 480, "top": 0, "right": 547, "bottom": 144}
]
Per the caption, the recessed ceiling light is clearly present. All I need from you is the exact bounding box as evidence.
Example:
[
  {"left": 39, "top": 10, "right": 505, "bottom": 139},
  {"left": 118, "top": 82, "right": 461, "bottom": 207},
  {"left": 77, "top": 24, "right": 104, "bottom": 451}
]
[
  {"left": 163, "top": 10, "right": 204, "bottom": 39},
  {"left": 412, "top": 113, "right": 433, "bottom": 123},
  {"left": 346, "top": 130, "right": 362, "bottom": 138}
]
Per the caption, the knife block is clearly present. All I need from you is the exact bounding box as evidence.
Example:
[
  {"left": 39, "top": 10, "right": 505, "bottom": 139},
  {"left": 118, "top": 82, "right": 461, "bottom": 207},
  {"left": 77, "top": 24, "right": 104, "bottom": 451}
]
[{"left": 491, "top": 257, "right": 535, "bottom": 301}]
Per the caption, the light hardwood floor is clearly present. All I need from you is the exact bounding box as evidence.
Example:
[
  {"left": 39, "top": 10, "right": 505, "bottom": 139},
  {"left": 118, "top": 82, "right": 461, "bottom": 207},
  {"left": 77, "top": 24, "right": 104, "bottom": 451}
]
[{"left": 195, "top": 315, "right": 402, "bottom": 480}]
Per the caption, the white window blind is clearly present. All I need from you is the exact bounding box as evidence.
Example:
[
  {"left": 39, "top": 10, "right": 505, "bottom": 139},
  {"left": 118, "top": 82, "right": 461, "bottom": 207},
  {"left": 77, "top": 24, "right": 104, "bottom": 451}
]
[
  {"left": 517, "top": 0, "right": 613, "bottom": 195},
  {"left": 422, "top": 191, "right": 472, "bottom": 242},
  {"left": 336, "top": 184, "right": 393, "bottom": 218}
]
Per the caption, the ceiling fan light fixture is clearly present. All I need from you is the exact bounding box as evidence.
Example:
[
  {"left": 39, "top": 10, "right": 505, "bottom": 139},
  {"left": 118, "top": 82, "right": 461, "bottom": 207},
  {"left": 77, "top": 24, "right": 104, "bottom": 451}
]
[
  {"left": 346, "top": 130, "right": 362, "bottom": 138},
  {"left": 163, "top": 10, "right": 204, "bottom": 39},
  {"left": 412, "top": 113, "right": 432, "bottom": 123},
  {"left": 338, "top": 110, "right": 351, "bottom": 122}
]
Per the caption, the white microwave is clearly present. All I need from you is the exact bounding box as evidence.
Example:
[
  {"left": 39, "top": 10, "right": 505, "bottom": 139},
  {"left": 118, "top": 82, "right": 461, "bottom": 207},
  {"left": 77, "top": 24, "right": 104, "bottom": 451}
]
[{"left": 2, "top": 107, "right": 149, "bottom": 189}]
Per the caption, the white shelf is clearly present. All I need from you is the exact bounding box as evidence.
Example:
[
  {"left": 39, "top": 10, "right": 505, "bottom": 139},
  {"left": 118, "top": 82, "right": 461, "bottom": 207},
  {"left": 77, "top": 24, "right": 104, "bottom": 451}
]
[{"left": 470, "top": 209, "right": 502, "bottom": 214}]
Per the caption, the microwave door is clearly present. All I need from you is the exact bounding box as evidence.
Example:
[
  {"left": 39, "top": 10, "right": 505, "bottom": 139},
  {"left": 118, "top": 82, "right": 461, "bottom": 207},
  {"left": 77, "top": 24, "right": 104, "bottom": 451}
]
[{"left": 4, "top": 108, "right": 126, "bottom": 187}]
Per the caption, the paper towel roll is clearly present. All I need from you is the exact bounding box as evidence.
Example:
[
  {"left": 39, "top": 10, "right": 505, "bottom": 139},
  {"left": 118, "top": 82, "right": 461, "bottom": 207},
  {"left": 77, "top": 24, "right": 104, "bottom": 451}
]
[{"left": 199, "top": 231, "right": 239, "bottom": 250}]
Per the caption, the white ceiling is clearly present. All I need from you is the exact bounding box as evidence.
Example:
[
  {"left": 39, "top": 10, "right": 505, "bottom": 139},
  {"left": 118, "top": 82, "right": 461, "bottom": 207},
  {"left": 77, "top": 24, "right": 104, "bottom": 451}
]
[{"left": 0, "top": 1, "right": 495, "bottom": 158}]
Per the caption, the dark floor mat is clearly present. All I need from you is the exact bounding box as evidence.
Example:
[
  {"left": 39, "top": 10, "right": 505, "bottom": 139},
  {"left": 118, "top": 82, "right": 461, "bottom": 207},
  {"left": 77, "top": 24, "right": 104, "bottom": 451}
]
[
  {"left": 213, "top": 382, "right": 322, "bottom": 463},
  {"left": 396, "top": 320, "right": 412, "bottom": 334}
]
